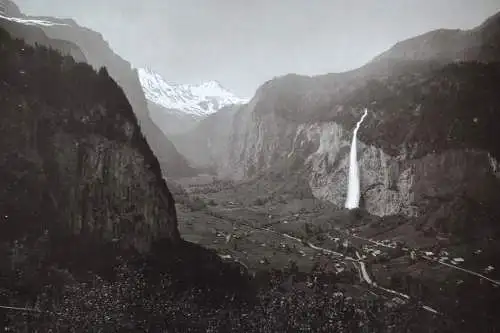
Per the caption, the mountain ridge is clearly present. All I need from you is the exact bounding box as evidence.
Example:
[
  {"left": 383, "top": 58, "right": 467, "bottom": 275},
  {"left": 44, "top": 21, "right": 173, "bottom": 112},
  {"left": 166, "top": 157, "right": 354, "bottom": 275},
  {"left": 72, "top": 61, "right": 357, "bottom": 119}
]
[
  {"left": 138, "top": 67, "right": 249, "bottom": 136},
  {"left": 138, "top": 67, "right": 248, "bottom": 118},
  {"left": 0, "top": 2, "right": 197, "bottom": 178}
]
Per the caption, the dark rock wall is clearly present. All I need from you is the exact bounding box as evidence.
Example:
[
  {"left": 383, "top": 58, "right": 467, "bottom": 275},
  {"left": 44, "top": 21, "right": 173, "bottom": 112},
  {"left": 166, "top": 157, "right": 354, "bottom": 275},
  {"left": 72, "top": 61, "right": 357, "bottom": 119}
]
[{"left": 0, "top": 27, "right": 180, "bottom": 252}]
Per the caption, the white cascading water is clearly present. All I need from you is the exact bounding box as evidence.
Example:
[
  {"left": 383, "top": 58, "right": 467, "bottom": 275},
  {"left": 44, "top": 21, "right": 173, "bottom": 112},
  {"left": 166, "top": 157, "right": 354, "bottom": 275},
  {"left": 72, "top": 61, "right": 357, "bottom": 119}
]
[{"left": 345, "top": 108, "right": 368, "bottom": 209}]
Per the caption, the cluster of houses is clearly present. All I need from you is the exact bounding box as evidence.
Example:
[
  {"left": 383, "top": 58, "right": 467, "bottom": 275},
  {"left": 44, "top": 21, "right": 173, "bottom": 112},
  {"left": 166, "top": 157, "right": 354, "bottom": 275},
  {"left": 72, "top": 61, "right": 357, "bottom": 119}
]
[
  {"left": 378, "top": 239, "right": 400, "bottom": 248},
  {"left": 484, "top": 265, "right": 495, "bottom": 274},
  {"left": 421, "top": 250, "right": 465, "bottom": 265},
  {"left": 362, "top": 245, "right": 383, "bottom": 257}
]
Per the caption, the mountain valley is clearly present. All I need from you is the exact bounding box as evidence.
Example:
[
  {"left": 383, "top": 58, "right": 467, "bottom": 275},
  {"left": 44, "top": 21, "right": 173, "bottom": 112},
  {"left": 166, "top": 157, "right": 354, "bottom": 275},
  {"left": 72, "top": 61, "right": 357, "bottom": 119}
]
[
  {"left": 1, "top": 0, "right": 500, "bottom": 331},
  {"left": 166, "top": 10, "right": 500, "bottom": 331}
]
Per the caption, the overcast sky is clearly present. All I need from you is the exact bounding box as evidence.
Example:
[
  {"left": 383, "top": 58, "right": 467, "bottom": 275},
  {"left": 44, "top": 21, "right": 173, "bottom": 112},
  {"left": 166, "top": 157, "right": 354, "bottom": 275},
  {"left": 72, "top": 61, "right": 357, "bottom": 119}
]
[{"left": 14, "top": 0, "right": 500, "bottom": 97}]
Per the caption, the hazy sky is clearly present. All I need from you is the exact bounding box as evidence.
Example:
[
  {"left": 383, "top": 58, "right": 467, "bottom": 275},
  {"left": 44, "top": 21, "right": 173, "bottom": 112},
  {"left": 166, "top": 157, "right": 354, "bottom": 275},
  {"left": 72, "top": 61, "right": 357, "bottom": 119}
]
[{"left": 14, "top": 0, "right": 500, "bottom": 97}]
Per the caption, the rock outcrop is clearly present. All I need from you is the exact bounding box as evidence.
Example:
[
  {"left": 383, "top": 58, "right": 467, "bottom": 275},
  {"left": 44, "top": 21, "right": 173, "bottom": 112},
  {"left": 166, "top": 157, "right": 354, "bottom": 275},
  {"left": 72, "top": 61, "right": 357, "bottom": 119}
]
[
  {"left": 176, "top": 12, "right": 500, "bottom": 238},
  {"left": 0, "top": 1, "right": 196, "bottom": 178}
]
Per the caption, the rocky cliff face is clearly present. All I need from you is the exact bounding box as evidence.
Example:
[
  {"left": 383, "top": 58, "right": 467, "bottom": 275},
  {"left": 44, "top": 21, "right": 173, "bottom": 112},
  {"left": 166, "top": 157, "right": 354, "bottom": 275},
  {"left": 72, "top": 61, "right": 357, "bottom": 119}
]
[
  {"left": 0, "top": 27, "right": 180, "bottom": 252},
  {"left": 0, "top": 1, "right": 196, "bottom": 178},
  {"left": 176, "top": 12, "right": 500, "bottom": 238}
]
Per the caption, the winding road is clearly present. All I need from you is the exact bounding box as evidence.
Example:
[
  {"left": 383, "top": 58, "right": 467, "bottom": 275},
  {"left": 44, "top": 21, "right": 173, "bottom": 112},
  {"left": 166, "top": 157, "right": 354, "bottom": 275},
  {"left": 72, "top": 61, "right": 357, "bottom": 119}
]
[
  {"left": 354, "top": 251, "right": 439, "bottom": 314},
  {"left": 216, "top": 222, "right": 440, "bottom": 314},
  {"left": 351, "top": 234, "right": 500, "bottom": 287}
]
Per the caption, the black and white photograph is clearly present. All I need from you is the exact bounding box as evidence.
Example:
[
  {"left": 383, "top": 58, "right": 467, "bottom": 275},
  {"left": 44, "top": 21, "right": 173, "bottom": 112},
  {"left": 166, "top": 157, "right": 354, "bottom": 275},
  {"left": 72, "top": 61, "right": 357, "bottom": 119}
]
[{"left": 1, "top": 0, "right": 500, "bottom": 331}]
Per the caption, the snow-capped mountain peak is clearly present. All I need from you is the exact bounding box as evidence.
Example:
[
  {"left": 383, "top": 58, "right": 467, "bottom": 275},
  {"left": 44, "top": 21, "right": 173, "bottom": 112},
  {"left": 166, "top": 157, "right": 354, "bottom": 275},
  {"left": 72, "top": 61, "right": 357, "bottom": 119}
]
[{"left": 137, "top": 67, "right": 249, "bottom": 117}]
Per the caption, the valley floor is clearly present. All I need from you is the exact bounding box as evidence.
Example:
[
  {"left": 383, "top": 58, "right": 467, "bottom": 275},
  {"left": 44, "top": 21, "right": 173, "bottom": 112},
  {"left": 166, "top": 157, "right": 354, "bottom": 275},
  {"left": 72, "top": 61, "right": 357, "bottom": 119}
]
[{"left": 171, "top": 175, "right": 500, "bottom": 329}]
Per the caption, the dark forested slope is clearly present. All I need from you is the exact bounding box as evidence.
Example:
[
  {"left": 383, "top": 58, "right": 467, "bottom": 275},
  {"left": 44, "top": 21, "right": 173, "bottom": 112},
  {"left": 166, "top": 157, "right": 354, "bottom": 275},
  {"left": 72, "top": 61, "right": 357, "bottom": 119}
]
[
  {"left": 0, "top": 0, "right": 196, "bottom": 178},
  {"left": 0, "top": 26, "right": 180, "bottom": 250}
]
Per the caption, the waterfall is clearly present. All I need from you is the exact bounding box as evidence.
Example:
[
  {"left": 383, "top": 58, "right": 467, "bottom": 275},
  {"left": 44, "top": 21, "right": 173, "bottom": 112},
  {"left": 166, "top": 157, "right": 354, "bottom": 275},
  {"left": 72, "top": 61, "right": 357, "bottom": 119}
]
[{"left": 345, "top": 108, "right": 368, "bottom": 209}]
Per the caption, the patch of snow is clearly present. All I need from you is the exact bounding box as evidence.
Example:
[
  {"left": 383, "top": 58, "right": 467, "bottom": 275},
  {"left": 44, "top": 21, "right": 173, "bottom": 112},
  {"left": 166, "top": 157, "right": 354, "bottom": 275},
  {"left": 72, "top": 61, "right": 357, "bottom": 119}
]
[{"left": 0, "top": 13, "right": 68, "bottom": 26}]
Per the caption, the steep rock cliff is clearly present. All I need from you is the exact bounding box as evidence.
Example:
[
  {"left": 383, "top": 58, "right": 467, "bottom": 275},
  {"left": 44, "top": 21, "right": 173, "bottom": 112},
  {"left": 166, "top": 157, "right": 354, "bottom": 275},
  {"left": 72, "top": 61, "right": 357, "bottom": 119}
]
[
  {"left": 176, "top": 12, "right": 500, "bottom": 238},
  {"left": 0, "top": 27, "right": 180, "bottom": 252},
  {"left": 0, "top": 1, "right": 196, "bottom": 178}
]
